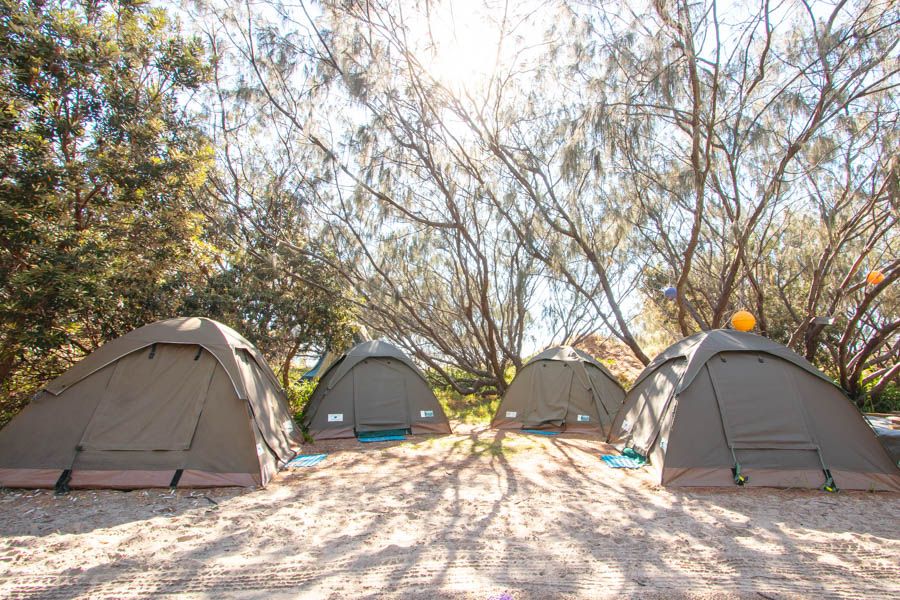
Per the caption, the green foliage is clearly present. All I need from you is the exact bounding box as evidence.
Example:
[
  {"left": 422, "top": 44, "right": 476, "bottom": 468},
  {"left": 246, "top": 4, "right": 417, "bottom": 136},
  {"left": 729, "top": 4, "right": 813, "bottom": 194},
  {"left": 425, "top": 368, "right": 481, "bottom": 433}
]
[
  {"left": 284, "top": 376, "right": 317, "bottom": 418},
  {"left": 424, "top": 363, "right": 507, "bottom": 423},
  {"left": 432, "top": 385, "right": 500, "bottom": 425},
  {"left": 861, "top": 381, "right": 900, "bottom": 414},
  {"left": 1, "top": 0, "right": 896, "bottom": 428},
  {"left": 0, "top": 2, "right": 356, "bottom": 427},
  {"left": 183, "top": 244, "right": 355, "bottom": 384},
  {"left": 0, "top": 0, "right": 214, "bottom": 420}
]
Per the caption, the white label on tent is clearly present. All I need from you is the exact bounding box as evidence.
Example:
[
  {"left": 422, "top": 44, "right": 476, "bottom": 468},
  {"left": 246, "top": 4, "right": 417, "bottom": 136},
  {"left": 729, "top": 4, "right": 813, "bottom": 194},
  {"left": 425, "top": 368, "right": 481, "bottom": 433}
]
[
  {"left": 660, "top": 439, "right": 668, "bottom": 451},
  {"left": 256, "top": 443, "right": 265, "bottom": 456},
  {"left": 505, "top": 411, "right": 517, "bottom": 418},
  {"left": 283, "top": 419, "right": 294, "bottom": 432},
  {"left": 420, "top": 410, "right": 434, "bottom": 418},
  {"left": 328, "top": 413, "right": 344, "bottom": 422},
  {"left": 577, "top": 414, "right": 590, "bottom": 422},
  {"left": 622, "top": 419, "right": 632, "bottom": 431}
]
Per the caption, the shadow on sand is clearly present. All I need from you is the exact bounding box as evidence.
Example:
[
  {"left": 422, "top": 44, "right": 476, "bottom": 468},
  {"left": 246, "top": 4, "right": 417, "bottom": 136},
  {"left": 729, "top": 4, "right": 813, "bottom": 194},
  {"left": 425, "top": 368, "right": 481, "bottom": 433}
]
[{"left": 0, "top": 425, "right": 897, "bottom": 598}]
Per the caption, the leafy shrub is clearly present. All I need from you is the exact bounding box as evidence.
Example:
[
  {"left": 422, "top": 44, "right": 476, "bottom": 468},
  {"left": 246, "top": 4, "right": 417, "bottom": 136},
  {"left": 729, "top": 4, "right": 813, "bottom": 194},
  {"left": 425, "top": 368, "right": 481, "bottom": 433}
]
[
  {"left": 861, "top": 380, "right": 900, "bottom": 414},
  {"left": 433, "top": 387, "right": 500, "bottom": 424},
  {"left": 285, "top": 378, "right": 318, "bottom": 418}
]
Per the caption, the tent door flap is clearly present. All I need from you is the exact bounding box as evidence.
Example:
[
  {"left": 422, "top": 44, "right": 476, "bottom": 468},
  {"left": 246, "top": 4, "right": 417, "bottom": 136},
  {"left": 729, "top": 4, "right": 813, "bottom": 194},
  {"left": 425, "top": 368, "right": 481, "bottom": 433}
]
[
  {"left": 353, "top": 360, "right": 411, "bottom": 432},
  {"left": 78, "top": 344, "right": 218, "bottom": 451},
  {"left": 524, "top": 362, "right": 573, "bottom": 427},
  {"left": 707, "top": 353, "right": 817, "bottom": 449}
]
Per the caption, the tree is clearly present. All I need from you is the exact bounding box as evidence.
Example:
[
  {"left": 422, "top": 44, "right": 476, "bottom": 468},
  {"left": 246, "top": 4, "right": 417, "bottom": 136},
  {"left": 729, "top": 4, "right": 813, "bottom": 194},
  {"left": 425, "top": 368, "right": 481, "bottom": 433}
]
[
  {"left": 183, "top": 243, "right": 355, "bottom": 388},
  {"left": 0, "top": 0, "right": 212, "bottom": 421},
  {"left": 188, "top": 12, "right": 358, "bottom": 387},
  {"left": 601, "top": 0, "right": 900, "bottom": 401},
  {"left": 194, "top": 0, "right": 898, "bottom": 402},
  {"left": 195, "top": 0, "right": 545, "bottom": 394}
]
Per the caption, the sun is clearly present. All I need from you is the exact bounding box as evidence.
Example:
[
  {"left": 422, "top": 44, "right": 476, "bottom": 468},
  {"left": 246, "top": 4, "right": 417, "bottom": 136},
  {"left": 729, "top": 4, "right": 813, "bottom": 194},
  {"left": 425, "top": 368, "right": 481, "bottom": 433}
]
[
  {"left": 421, "top": 2, "right": 501, "bottom": 89},
  {"left": 409, "top": 0, "right": 543, "bottom": 93}
]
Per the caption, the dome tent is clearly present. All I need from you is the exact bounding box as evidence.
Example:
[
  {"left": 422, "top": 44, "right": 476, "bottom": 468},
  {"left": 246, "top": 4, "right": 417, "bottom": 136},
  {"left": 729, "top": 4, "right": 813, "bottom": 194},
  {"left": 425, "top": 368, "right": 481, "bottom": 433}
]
[
  {"left": 491, "top": 346, "right": 625, "bottom": 436},
  {"left": 0, "top": 317, "right": 300, "bottom": 490},
  {"left": 609, "top": 330, "right": 900, "bottom": 491},
  {"left": 302, "top": 340, "right": 451, "bottom": 440}
]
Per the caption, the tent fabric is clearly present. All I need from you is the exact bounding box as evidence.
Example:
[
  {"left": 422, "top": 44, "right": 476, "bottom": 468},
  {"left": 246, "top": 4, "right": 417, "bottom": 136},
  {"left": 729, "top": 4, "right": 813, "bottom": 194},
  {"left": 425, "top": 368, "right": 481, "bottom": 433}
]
[
  {"left": 491, "top": 346, "right": 625, "bottom": 436},
  {"left": 609, "top": 330, "right": 900, "bottom": 491},
  {"left": 629, "top": 329, "right": 836, "bottom": 393},
  {"left": 44, "top": 316, "right": 282, "bottom": 402},
  {"left": 0, "top": 317, "right": 300, "bottom": 490},
  {"left": 609, "top": 359, "right": 685, "bottom": 457},
  {"left": 78, "top": 344, "right": 218, "bottom": 451},
  {"left": 302, "top": 340, "right": 452, "bottom": 440},
  {"left": 324, "top": 340, "right": 429, "bottom": 389},
  {"left": 527, "top": 346, "right": 620, "bottom": 382}
]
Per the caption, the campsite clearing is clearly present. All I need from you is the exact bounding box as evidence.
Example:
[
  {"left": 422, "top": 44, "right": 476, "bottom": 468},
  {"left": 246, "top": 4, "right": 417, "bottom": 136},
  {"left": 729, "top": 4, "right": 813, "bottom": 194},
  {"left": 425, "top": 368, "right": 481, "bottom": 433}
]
[{"left": 1, "top": 424, "right": 897, "bottom": 599}]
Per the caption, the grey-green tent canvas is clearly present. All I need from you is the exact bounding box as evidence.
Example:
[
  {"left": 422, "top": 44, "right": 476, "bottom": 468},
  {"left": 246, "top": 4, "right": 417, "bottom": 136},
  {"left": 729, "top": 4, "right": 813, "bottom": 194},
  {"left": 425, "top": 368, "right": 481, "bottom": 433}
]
[
  {"left": 302, "top": 340, "right": 451, "bottom": 439},
  {"left": 0, "top": 317, "right": 300, "bottom": 490},
  {"left": 609, "top": 330, "right": 900, "bottom": 491},
  {"left": 491, "top": 346, "right": 625, "bottom": 436}
]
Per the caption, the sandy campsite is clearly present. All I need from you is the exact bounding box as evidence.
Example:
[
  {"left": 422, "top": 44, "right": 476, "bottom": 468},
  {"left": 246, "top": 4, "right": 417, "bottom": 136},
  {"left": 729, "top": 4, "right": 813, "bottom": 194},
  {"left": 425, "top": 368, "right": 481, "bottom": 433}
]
[
  {"left": 1, "top": 423, "right": 898, "bottom": 600},
  {"left": 3, "top": 0, "right": 899, "bottom": 598}
]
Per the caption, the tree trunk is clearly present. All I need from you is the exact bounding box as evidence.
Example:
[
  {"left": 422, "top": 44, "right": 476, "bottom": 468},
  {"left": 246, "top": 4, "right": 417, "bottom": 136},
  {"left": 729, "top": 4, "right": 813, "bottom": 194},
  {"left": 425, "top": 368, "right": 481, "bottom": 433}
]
[{"left": 282, "top": 338, "right": 302, "bottom": 389}]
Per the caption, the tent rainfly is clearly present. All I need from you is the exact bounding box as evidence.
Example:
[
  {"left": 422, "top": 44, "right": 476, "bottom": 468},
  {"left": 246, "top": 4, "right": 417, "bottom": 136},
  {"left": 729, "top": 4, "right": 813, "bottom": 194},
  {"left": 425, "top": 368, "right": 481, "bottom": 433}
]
[
  {"left": 608, "top": 329, "right": 900, "bottom": 491},
  {"left": 302, "top": 340, "right": 451, "bottom": 439},
  {"left": 0, "top": 317, "right": 300, "bottom": 490},
  {"left": 491, "top": 346, "right": 626, "bottom": 436}
]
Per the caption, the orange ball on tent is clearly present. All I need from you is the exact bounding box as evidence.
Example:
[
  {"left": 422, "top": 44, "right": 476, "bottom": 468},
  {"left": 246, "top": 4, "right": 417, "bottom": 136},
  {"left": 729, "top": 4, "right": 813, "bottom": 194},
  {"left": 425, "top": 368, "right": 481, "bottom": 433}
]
[
  {"left": 731, "top": 310, "right": 756, "bottom": 332},
  {"left": 866, "top": 270, "right": 885, "bottom": 285}
]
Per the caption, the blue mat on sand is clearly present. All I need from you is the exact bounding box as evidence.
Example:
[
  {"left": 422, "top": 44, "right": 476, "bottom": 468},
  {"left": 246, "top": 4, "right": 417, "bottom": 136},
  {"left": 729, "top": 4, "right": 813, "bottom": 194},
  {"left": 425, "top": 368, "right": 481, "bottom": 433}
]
[
  {"left": 359, "top": 434, "right": 406, "bottom": 442},
  {"left": 601, "top": 449, "right": 647, "bottom": 469},
  {"left": 601, "top": 455, "right": 646, "bottom": 469},
  {"left": 286, "top": 454, "right": 327, "bottom": 467},
  {"left": 522, "top": 429, "right": 559, "bottom": 436}
]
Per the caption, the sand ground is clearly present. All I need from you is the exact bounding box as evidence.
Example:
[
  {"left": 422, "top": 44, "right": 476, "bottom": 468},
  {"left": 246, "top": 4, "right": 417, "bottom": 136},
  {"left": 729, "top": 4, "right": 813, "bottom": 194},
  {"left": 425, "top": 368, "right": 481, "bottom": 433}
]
[{"left": 1, "top": 424, "right": 898, "bottom": 599}]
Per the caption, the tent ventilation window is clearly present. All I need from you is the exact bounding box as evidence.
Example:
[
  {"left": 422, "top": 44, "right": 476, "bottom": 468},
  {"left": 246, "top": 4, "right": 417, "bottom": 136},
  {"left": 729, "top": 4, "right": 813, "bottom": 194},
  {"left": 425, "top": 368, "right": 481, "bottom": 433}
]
[
  {"left": 194, "top": 347, "right": 203, "bottom": 361},
  {"left": 148, "top": 344, "right": 156, "bottom": 359}
]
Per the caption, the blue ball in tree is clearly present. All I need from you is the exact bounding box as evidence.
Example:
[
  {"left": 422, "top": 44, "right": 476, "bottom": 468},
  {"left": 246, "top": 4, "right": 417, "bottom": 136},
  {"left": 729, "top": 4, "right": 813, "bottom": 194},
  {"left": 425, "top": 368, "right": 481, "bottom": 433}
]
[{"left": 663, "top": 286, "right": 677, "bottom": 300}]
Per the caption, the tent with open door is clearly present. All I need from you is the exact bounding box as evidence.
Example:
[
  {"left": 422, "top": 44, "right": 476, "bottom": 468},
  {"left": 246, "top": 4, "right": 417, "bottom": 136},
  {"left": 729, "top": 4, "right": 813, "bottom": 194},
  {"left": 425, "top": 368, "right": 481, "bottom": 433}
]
[
  {"left": 491, "top": 346, "right": 625, "bottom": 436},
  {"left": 302, "top": 340, "right": 451, "bottom": 440},
  {"left": 0, "top": 317, "right": 300, "bottom": 490},
  {"left": 608, "top": 330, "right": 900, "bottom": 491}
]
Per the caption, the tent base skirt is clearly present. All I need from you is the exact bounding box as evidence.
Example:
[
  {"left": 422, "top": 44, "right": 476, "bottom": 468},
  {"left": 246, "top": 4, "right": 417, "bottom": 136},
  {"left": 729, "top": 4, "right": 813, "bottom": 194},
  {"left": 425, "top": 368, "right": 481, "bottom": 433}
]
[
  {"left": 558, "top": 423, "right": 605, "bottom": 435},
  {"left": 411, "top": 422, "right": 452, "bottom": 435},
  {"left": 0, "top": 468, "right": 260, "bottom": 489},
  {"left": 662, "top": 466, "right": 900, "bottom": 492},
  {"left": 307, "top": 426, "right": 356, "bottom": 440}
]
